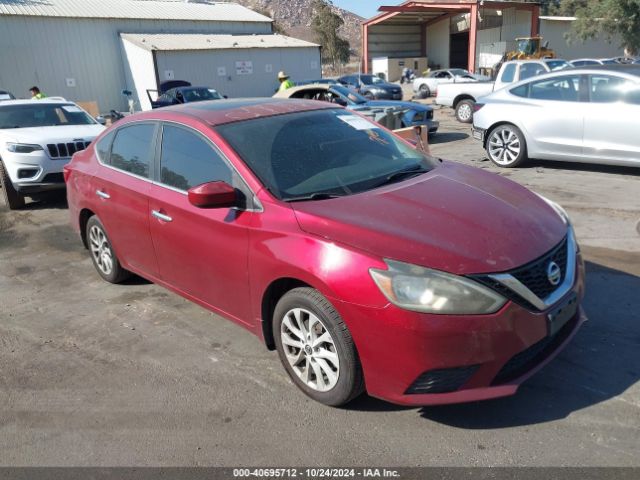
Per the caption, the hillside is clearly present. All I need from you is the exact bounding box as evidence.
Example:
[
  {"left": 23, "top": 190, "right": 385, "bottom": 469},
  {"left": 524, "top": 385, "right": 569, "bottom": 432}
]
[{"left": 226, "top": 0, "right": 364, "bottom": 57}]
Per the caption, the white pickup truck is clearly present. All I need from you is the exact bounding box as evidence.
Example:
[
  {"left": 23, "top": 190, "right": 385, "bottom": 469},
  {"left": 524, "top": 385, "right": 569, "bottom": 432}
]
[{"left": 436, "top": 60, "right": 552, "bottom": 123}]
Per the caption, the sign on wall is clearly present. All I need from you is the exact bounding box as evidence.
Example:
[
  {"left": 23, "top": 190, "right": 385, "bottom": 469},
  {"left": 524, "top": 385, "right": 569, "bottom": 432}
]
[
  {"left": 217, "top": 66, "right": 227, "bottom": 77},
  {"left": 265, "top": 64, "right": 273, "bottom": 73},
  {"left": 65, "top": 78, "right": 76, "bottom": 87},
  {"left": 310, "top": 61, "right": 318, "bottom": 70},
  {"left": 164, "top": 70, "right": 175, "bottom": 80},
  {"left": 235, "top": 61, "right": 253, "bottom": 75}
]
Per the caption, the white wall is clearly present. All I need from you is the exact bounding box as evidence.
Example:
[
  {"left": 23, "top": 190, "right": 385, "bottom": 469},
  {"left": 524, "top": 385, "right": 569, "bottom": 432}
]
[
  {"left": 0, "top": 16, "right": 272, "bottom": 111},
  {"left": 540, "top": 19, "right": 623, "bottom": 60},
  {"left": 426, "top": 18, "right": 449, "bottom": 69},
  {"left": 154, "top": 47, "right": 321, "bottom": 99}
]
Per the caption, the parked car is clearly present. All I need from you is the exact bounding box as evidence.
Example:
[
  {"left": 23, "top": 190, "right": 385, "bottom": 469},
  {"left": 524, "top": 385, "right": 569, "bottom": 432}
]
[
  {"left": 273, "top": 83, "right": 439, "bottom": 135},
  {"left": 412, "top": 68, "right": 488, "bottom": 97},
  {"left": 436, "top": 60, "right": 552, "bottom": 123},
  {"left": 0, "top": 99, "right": 104, "bottom": 209},
  {"left": 337, "top": 74, "right": 402, "bottom": 100},
  {"left": 146, "top": 80, "right": 224, "bottom": 109},
  {"left": 66, "top": 98, "right": 585, "bottom": 407},
  {"left": 0, "top": 90, "right": 15, "bottom": 101},
  {"left": 472, "top": 65, "right": 640, "bottom": 168},
  {"left": 568, "top": 59, "right": 604, "bottom": 67},
  {"left": 542, "top": 59, "right": 571, "bottom": 71},
  {"left": 295, "top": 79, "right": 338, "bottom": 86}
]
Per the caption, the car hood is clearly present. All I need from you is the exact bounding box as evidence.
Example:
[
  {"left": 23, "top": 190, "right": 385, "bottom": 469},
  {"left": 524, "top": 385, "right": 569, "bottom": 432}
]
[
  {"left": 366, "top": 83, "right": 400, "bottom": 91},
  {"left": 291, "top": 162, "right": 567, "bottom": 275},
  {"left": 366, "top": 100, "right": 431, "bottom": 112},
  {"left": 0, "top": 124, "right": 105, "bottom": 144}
]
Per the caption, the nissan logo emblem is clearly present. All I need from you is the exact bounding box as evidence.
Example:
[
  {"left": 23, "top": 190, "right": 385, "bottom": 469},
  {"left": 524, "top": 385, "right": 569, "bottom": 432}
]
[{"left": 547, "top": 261, "right": 561, "bottom": 286}]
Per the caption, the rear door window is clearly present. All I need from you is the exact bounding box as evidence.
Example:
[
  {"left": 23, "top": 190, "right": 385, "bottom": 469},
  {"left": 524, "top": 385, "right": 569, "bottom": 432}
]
[
  {"left": 590, "top": 75, "right": 633, "bottom": 103},
  {"left": 110, "top": 124, "right": 156, "bottom": 178}
]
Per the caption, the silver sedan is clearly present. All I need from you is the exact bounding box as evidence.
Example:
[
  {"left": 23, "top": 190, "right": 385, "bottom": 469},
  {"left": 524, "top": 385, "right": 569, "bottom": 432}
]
[{"left": 472, "top": 65, "right": 640, "bottom": 168}]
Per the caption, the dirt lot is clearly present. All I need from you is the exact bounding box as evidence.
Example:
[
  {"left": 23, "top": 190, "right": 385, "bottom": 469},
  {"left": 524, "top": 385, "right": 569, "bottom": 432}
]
[{"left": 1, "top": 109, "right": 639, "bottom": 467}]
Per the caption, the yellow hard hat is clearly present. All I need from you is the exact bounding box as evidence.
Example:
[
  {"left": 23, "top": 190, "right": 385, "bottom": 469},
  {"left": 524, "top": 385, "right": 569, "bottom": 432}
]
[{"left": 278, "top": 71, "right": 289, "bottom": 80}]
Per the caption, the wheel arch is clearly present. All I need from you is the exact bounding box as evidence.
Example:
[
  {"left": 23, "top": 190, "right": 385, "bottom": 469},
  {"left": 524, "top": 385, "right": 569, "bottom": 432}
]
[
  {"left": 453, "top": 94, "right": 476, "bottom": 108},
  {"left": 260, "top": 277, "right": 314, "bottom": 350},
  {"left": 79, "top": 208, "right": 96, "bottom": 249}
]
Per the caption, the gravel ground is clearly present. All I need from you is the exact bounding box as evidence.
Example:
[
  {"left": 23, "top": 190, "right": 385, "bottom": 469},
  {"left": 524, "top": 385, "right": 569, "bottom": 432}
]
[{"left": 0, "top": 108, "right": 639, "bottom": 467}]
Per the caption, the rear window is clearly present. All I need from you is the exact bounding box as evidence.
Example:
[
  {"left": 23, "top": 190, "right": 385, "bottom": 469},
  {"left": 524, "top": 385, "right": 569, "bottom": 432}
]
[
  {"left": 520, "top": 63, "right": 547, "bottom": 80},
  {"left": 500, "top": 64, "right": 516, "bottom": 83}
]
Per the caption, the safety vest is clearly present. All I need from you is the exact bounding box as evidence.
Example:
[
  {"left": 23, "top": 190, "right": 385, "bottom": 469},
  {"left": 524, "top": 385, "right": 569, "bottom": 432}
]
[{"left": 279, "top": 79, "right": 294, "bottom": 92}]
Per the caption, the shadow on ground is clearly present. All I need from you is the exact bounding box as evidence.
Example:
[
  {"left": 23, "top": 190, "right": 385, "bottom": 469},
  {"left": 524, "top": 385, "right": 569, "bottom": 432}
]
[
  {"left": 350, "top": 261, "right": 640, "bottom": 425},
  {"left": 430, "top": 132, "right": 469, "bottom": 144}
]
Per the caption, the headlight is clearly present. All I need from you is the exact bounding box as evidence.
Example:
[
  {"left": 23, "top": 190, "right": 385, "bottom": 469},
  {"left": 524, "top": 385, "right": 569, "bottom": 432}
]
[
  {"left": 370, "top": 260, "right": 506, "bottom": 315},
  {"left": 534, "top": 193, "right": 570, "bottom": 225},
  {"left": 6, "top": 143, "right": 43, "bottom": 153},
  {"left": 368, "top": 87, "right": 385, "bottom": 94}
]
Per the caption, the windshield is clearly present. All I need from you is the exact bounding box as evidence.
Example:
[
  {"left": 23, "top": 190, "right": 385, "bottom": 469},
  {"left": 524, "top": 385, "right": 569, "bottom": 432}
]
[
  {"left": 182, "top": 88, "right": 222, "bottom": 102},
  {"left": 450, "top": 69, "right": 469, "bottom": 76},
  {"left": 359, "top": 75, "right": 384, "bottom": 85},
  {"left": 216, "top": 109, "right": 437, "bottom": 201},
  {"left": 0, "top": 104, "right": 96, "bottom": 129},
  {"left": 330, "top": 85, "right": 368, "bottom": 105}
]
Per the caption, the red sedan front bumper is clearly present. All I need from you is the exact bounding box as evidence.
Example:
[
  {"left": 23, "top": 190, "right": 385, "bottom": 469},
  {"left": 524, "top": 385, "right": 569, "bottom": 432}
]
[{"left": 333, "top": 255, "right": 586, "bottom": 406}]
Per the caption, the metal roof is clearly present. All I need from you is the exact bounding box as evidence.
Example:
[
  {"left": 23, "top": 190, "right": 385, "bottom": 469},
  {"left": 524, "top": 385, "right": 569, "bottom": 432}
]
[
  {"left": 120, "top": 33, "right": 319, "bottom": 51},
  {"left": 0, "top": 0, "right": 272, "bottom": 22}
]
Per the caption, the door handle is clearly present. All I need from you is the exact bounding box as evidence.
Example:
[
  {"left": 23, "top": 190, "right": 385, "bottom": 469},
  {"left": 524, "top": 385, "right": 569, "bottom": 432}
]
[
  {"left": 96, "top": 190, "right": 110, "bottom": 199},
  {"left": 151, "top": 210, "right": 172, "bottom": 222}
]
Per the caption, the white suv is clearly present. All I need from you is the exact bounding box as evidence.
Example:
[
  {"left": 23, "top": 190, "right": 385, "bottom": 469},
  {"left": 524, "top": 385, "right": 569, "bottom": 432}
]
[{"left": 0, "top": 99, "right": 104, "bottom": 209}]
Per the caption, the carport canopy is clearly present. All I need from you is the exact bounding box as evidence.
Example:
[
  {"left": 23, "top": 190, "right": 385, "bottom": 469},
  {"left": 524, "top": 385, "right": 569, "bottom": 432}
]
[{"left": 363, "top": 0, "right": 540, "bottom": 73}]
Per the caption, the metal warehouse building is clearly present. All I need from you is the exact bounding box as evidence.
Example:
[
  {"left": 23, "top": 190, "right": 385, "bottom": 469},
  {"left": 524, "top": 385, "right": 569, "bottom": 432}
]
[
  {"left": 363, "top": 0, "right": 622, "bottom": 78},
  {"left": 0, "top": 0, "right": 321, "bottom": 111}
]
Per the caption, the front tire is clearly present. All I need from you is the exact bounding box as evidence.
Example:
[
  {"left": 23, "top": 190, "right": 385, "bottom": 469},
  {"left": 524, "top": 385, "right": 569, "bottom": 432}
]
[
  {"left": 455, "top": 99, "right": 475, "bottom": 123},
  {"left": 273, "top": 287, "right": 364, "bottom": 407},
  {"left": 486, "top": 124, "right": 528, "bottom": 168},
  {"left": 0, "top": 160, "right": 25, "bottom": 210},
  {"left": 418, "top": 84, "right": 431, "bottom": 98},
  {"left": 86, "top": 215, "right": 131, "bottom": 283}
]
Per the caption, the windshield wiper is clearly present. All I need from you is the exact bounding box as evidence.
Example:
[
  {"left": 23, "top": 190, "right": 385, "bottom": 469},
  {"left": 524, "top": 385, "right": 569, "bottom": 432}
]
[
  {"left": 374, "top": 165, "right": 429, "bottom": 188},
  {"left": 284, "top": 192, "right": 346, "bottom": 203}
]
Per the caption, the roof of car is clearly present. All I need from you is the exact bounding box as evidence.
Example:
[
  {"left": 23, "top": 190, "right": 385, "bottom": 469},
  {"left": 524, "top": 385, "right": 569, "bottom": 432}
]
[
  {"left": 129, "top": 98, "right": 340, "bottom": 127},
  {"left": 569, "top": 64, "right": 640, "bottom": 76},
  {"left": 0, "top": 99, "right": 73, "bottom": 106}
]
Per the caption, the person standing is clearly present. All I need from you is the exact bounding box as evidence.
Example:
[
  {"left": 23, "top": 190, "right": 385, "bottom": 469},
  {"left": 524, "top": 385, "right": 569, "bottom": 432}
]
[
  {"left": 29, "top": 86, "right": 46, "bottom": 100},
  {"left": 277, "top": 71, "right": 294, "bottom": 92}
]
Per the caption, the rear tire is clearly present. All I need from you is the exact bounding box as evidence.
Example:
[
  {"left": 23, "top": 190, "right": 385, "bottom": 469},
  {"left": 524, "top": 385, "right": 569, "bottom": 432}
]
[
  {"left": 86, "top": 215, "right": 131, "bottom": 283},
  {"left": 418, "top": 84, "right": 431, "bottom": 98},
  {"left": 0, "top": 160, "right": 25, "bottom": 210},
  {"left": 273, "top": 287, "right": 364, "bottom": 407},
  {"left": 486, "top": 124, "right": 528, "bottom": 168},
  {"left": 455, "top": 99, "right": 475, "bottom": 123}
]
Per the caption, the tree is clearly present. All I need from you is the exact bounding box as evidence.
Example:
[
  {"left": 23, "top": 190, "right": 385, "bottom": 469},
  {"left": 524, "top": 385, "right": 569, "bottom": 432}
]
[
  {"left": 550, "top": 0, "right": 640, "bottom": 55},
  {"left": 311, "top": 0, "right": 351, "bottom": 71}
]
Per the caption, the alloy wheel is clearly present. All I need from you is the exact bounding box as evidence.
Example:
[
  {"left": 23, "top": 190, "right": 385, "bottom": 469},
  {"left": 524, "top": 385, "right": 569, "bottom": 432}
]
[
  {"left": 280, "top": 308, "right": 340, "bottom": 392},
  {"left": 89, "top": 225, "right": 114, "bottom": 276},
  {"left": 488, "top": 128, "right": 522, "bottom": 166},
  {"left": 457, "top": 102, "right": 473, "bottom": 122}
]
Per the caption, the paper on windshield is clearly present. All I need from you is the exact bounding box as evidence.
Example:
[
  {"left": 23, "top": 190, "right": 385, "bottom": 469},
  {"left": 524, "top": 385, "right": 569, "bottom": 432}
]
[
  {"left": 337, "top": 115, "right": 378, "bottom": 131},
  {"left": 0, "top": 94, "right": 11, "bottom": 100},
  {"left": 62, "top": 105, "right": 83, "bottom": 113}
]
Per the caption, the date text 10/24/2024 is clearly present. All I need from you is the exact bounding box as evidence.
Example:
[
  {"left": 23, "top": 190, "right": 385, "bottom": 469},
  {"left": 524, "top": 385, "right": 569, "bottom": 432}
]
[{"left": 233, "top": 469, "right": 401, "bottom": 478}]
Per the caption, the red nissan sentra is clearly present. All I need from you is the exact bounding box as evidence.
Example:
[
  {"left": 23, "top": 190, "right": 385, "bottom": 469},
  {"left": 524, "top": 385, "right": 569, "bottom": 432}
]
[{"left": 65, "top": 99, "right": 586, "bottom": 407}]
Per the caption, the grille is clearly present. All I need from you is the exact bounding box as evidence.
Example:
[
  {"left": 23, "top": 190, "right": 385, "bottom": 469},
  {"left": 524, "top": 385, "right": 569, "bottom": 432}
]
[
  {"left": 492, "top": 315, "right": 577, "bottom": 385},
  {"left": 470, "top": 236, "right": 568, "bottom": 311},
  {"left": 405, "top": 365, "right": 480, "bottom": 394},
  {"left": 47, "top": 141, "right": 91, "bottom": 158}
]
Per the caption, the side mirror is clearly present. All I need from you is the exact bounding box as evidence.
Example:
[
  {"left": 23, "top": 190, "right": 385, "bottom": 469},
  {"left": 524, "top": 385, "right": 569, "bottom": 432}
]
[
  {"left": 95, "top": 116, "right": 106, "bottom": 125},
  {"left": 188, "top": 181, "right": 237, "bottom": 209}
]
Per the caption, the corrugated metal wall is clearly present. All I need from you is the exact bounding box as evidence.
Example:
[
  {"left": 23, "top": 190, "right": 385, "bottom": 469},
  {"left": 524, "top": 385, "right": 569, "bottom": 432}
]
[
  {"left": 540, "top": 20, "right": 622, "bottom": 60},
  {"left": 0, "top": 16, "right": 271, "bottom": 111},
  {"left": 154, "top": 47, "right": 320, "bottom": 99},
  {"left": 368, "top": 24, "right": 422, "bottom": 59}
]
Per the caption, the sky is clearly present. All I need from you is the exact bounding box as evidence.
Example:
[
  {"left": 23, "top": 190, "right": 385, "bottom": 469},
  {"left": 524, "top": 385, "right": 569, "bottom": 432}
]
[{"left": 332, "top": 0, "right": 403, "bottom": 19}]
